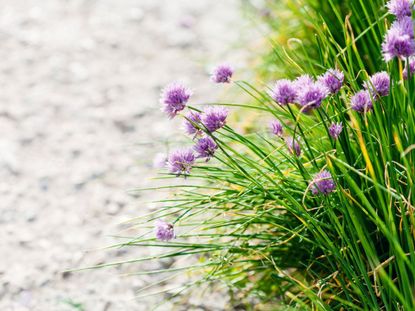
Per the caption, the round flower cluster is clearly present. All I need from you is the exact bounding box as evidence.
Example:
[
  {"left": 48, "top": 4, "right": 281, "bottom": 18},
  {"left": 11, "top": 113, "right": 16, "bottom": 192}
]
[
  {"left": 269, "top": 68, "right": 344, "bottom": 113},
  {"left": 383, "top": 1, "right": 415, "bottom": 61},
  {"left": 310, "top": 170, "right": 336, "bottom": 196},
  {"left": 351, "top": 72, "right": 390, "bottom": 113}
]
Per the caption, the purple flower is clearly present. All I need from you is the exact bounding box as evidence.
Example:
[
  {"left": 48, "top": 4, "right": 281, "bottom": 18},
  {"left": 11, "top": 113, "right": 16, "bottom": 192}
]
[
  {"left": 329, "top": 122, "right": 343, "bottom": 140},
  {"left": 382, "top": 17, "right": 415, "bottom": 61},
  {"left": 310, "top": 170, "right": 336, "bottom": 195},
  {"left": 296, "top": 82, "right": 329, "bottom": 112},
  {"left": 286, "top": 137, "right": 301, "bottom": 156},
  {"left": 155, "top": 219, "right": 175, "bottom": 241},
  {"left": 202, "top": 106, "right": 229, "bottom": 132},
  {"left": 210, "top": 64, "right": 233, "bottom": 83},
  {"left": 294, "top": 75, "right": 314, "bottom": 89},
  {"left": 403, "top": 57, "right": 415, "bottom": 79},
  {"left": 167, "top": 149, "right": 195, "bottom": 176},
  {"left": 364, "top": 71, "right": 391, "bottom": 98},
  {"left": 153, "top": 152, "right": 168, "bottom": 168},
  {"left": 183, "top": 111, "right": 202, "bottom": 136},
  {"left": 160, "top": 82, "right": 192, "bottom": 118},
  {"left": 194, "top": 137, "right": 218, "bottom": 161},
  {"left": 386, "top": 0, "right": 413, "bottom": 19},
  {"left": 318, "top": 69, "right": 344, "bottom": 95},
  {"left": 351, "top": 90, "right": 373, "bottom": 113},
  {"left": 270, "top": 79, "right": 297, "bottom": 105},
  {"left": 270, "top": 120, "right": 284, "bottom": 137}
]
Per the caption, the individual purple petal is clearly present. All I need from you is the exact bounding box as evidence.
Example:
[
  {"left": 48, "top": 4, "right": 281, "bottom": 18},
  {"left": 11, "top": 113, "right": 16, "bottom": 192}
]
[
  {"left": 155, "top": 219, "right": 175, "bottom": 241},
  {"left": 210, "top": 64, "right": 233, "bottom": 83},
  {"left": 167, "top": 148, "right": 195, "bottom": 176},
  {"left": 201, "top": 106, "right": 229, "bottom": 132},
  {"left": 318, "top": 69, "right": 344, "bottom": 95},
  {"left": 194, "top": 137, "right": 218, "bottom": 161},
  {"left": 160, "top": 82, "right": 192, "bottom": 118},
  {"left": 270, "top": 120, "right": 284, "bottom": 137},
  {"left": 310, "top": 170, "right": 336, "bottom": 195},
  {"left": 270, "top": 79, "right": 297, "bottom": 105},
  {"left": 183, "top": 111, "right": 202, "bottom": 136},
  {"left": 329, "top": 122, "right": 343, "bottom": 140},
  {"left": 286, "top": 137, "right": 301, "bottom": 156},
  {"left": 364, "top": 71, "right": 391, "bottom": 98},
  {"left": 351, "top": 90, "right": 373, "bottom": 113}
]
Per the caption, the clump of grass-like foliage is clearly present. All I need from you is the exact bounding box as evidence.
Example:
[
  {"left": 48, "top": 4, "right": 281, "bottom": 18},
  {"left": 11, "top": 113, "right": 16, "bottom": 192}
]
[{"left": 102, "top": 0, "right": 415, "bottom": 309}]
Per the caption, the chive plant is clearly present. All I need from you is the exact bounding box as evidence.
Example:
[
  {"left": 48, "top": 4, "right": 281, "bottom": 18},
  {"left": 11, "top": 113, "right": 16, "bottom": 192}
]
[{"left": 100, "top": 0, "right": 415, "bottom": 309}]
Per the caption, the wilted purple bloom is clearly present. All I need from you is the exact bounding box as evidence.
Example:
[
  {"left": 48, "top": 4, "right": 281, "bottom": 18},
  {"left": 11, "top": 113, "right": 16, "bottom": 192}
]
[
  {"left": 160, "top": 82, "right": 192, "bottom": 118},
  {"left": 382, "top": 17, "right": 415, "bottom": 61},
  {"left": 270, "top": 79, "right": 297, "bottom": 105},
  {"left": 351, "top": 90, "right": 373, "bottom": 113},
  {"left": 183, "top": 111, "right": 202, "bottom": 136},
  {"left": 194, "top": 137, "right": 218, "bottom": 161},
  {"left": 310, "top": 170, "right": 336, "bottom": 195},
  {"left": 202, "top": 106, "right": 229, "bottom": 132},
  {"left": 210, "top": 64, "right": 233, "bottom": 83},
  {"left": 403, "top": 57, "right": 415, "bottom": 79},
  {"left": 167, "top": 149, "right": 195, "bottom": 176},
  {"left": 329, "top": 122, "right": 343, "bottom": 140},
  {"left": 296, "top": 82, "right": 329, "bottom": 112},
  {"left": 364, "top": 71, "right": 391, "bottom": 98},
  {"left": 286, "top": 137, "right": 301, "bottom": 156},
  {"left": 155, "top": 219, "right": 175, "bottom": 241},
  {"left": 386, "top": 0, "right": 413, "bottom": 19},
  {"left": 153, "top": 152, "right": 168, "bottom": 168},
  {"left": 318, "top": 69, "right": 344, "bottom": 95},
  {"left": 270, "top": 120, "right": 284, "bottom": 137}
]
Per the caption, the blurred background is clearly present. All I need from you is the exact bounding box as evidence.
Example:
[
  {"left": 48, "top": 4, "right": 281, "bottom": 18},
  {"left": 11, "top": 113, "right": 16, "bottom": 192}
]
[{"left": 0, "top": 0, "right": 254, "bottom": 310}]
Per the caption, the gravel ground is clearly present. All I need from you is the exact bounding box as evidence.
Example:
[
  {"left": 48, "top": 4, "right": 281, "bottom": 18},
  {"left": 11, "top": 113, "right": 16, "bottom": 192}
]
[{"left": 0, "top": 1, "right": 250, "bottom": 310}]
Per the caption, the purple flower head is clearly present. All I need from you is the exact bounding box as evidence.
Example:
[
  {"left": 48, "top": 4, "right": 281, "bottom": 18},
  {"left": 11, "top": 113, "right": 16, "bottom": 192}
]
[
  {"left": 155, "top": 219, "right": 175, "bottom": 241},
  {"left": 403, "top": 57, "right": 415, "bottom": 79},
  {"left": 364, "top": 71, "right": 391, "bottom": 98},
  {"left": 160, "top": 82, "right": 192, "bottom": 118},
  {"left": 153, "top": 152, "right": 168, "bottom": 169},
  {"left": 318, "top": 69, "right": 344, "bottom": 95},
  {"left": 183, "top": 111, "right": 202, "bottom": 136},
  {"left": 310, "top": 170, "right": 336, "bottom": 195},
  {"left": 329, "top": 122, "right": 343, "bottom": 140},
  {"left": 382, "top": 17, "right": 415, "bottom": 61},
  {"left": 387, "top": 0, "right": 413, "bottom": 19},
  {"left": 202, "top": 106, "right": 229, "bottom": 132},
  {"left": 270, "top": 120, "right": 284, "bottom": 137},
  {"left": 194, "top": 137, "right": 218, "bottom": 161},
  {"left": 294, "top": 75, "right": 314, "bottom": 89},
  {"left": 167, "top": 148, "right": 195, "bottom": 176},
  {"left": 270, "top": 79, "right": 297, "bottom": 105},
  {"left": 286, "top": 137, "right": 301, "bottom": 156},
  {"left": 296, "top": 82, "right": 329, "bottom": 112},
  {"left": 351, "top": 90, "right": 373, "bottom": 113},
  {"left": 210, "top": 64, "right": 233, "bottom": 83}
]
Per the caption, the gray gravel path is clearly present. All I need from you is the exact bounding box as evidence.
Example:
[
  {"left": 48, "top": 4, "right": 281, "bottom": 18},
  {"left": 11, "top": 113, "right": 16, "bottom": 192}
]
[{"left": 0, "top": 0, "right": 250, "bottom": 310}]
